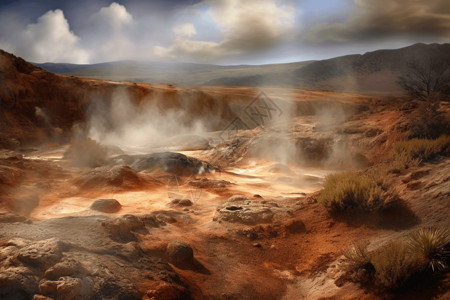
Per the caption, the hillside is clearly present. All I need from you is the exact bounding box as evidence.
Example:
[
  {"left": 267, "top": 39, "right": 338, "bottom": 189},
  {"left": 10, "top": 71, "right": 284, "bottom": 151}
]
[
  {"left": 35, "top": 43, "right": 450, "bottom": 94},
  {"left": 0, "top": 50, "right": 236, "bottom": 148}
]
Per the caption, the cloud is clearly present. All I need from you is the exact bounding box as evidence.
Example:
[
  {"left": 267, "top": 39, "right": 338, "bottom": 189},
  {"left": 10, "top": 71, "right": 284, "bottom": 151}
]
[
  {"left": 97, "top": 2, "right": 133, "bottom": 28},
  {"left": 305, "top": 0, "right": 450, "bottom": 43},
  {"left": 0, "top": 9, "right": 89, "bottom": 63},
  {"left": 153, "top": 0, "right": 295, "bottom": 62},
  {"left": 80, "top": 2, "right": 136, "bottom": 62},
  {"left": 0, "top": 2, "right": 138, "bottom": 63},
  {"left": 173, "top": 23, "right": 197, "bottom": 38}
]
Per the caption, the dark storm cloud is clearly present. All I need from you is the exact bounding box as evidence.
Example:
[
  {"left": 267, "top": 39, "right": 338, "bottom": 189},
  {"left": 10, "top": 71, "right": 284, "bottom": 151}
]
[{"left": 306, "top": 0, "right": 450, "bottom": 43}]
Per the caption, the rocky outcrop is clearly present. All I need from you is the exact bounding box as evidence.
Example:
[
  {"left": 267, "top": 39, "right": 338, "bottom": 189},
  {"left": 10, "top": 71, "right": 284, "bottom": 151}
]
[
  {"left": 111, "top": 152, "right": 214, "bottom": 175},
  {"left": 213, "top": 195, "right": 293, "bottom": 225},
  {"left": 0, "top": 215, "right": 191, "bottom": 300}
]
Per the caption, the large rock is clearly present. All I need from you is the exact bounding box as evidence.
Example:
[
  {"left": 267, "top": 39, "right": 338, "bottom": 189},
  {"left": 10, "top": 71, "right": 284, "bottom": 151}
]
[
  {"left": 0, "top": 266, "right": 38, "bottom": 298},
  {"left": 73, "top": 165, "right": 148, "bottom": 190},
  {"left": 39, "top": 276, "right": 82, "bottom": 300},
  {"left": 213, "top": 196, "right": 292, "bottom": 225},
  {"left": 17, "top": 238, "right": 64, "bottom": 270},
  {"left": 102, "top": 215, "right": 146, "bottom": 241},
  {"left": 166, "top": 241, "right": 194, "bottom": 267},
  {"left": 111, "top": 152, "right": 213, "bottom": 175},
  {"left": 44, "top": 258, "right": 83, "bottom": 279},
  {"left": 90, "top": 199, "right": 122, "bottom": 213}
]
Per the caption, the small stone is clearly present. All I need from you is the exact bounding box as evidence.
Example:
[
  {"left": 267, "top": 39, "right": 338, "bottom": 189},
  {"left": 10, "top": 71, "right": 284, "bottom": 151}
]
[{"left": 252, "top": 243, "right": 262, "bottom": 248}]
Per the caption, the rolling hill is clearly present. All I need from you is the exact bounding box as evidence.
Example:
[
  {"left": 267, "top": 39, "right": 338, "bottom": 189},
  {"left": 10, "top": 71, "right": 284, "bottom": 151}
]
[{"left": 35, "top": 43, "right": 450, "bottom": 94}]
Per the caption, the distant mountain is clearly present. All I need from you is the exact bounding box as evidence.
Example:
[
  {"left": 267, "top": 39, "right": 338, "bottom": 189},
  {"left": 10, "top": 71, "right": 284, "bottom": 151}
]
[
  {"left": 36, "top": 60, "right": 313, "bottom": 88},
  {"left": 34, "top": 43, "right": 450, "bottom": 94}
]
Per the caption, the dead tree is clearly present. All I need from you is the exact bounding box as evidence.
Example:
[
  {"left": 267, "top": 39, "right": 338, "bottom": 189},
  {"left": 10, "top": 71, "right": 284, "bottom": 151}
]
[{"left": 397, "top": 56, "right": 450, "bottom": 101}]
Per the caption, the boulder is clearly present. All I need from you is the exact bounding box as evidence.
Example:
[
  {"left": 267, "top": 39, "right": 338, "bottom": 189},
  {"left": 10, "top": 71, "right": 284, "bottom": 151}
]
[
  {"left": 166, "top": 241, "right": 194, "bottom": 267},
  {"left": 111, "top": 152, "right": 213, "bottom": 176},
  {"left": 39, "top": 277, "right": 81, "bottom": 300},
  {"left": 214, "top": 199, "right": 292, "bottom": 225},
  {"left": 170, "top": 199, "right": 193, "bottom": 207},
  {"left": 17, "top": 238, "right": 64, "bottom": 270},
  {"left": 90, "top": 199, "right": 122, "bottom": 213},
  {"left": 102, "top": 215, "right": 146, "bottom": 241},
  {"left": 44, "top": 258, "right": 83, "bottom": 279},
  {"left": 284, "top": 218, "right": 306, "bottom": 234},
  {"left": 74, "top": 165, "right": 145, "bottom": 190}
]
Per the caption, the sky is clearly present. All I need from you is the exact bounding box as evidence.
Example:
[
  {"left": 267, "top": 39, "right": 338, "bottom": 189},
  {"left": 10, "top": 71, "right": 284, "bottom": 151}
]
[{"left": 0, "top": 0, "right": 448, "bottom": 65}]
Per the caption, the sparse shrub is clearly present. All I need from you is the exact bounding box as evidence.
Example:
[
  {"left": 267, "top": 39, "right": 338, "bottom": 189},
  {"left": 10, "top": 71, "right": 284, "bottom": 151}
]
[
  {"left": 343, "top": 242, "right": 371, "bottom": 269},
  {"left": 371, "top": 241, "right": 419, "bottom": 291},
  {"left": 342, "top": 228, "right": 450, "bottom": 292},
  {"left": 318, "top": 171, "right": 397, "bottom": 213},
  {"left": 392, "top": 135, "right": 450, "bottom": 167},
  {"left": 407, "top": 99, "right": 449, "bottom": 139},
  {"left": 341, "top": 242, "right": 375, "bottom": 285},
  {"left": 408, "top": 227, "right": 450, "bottom": 272}
]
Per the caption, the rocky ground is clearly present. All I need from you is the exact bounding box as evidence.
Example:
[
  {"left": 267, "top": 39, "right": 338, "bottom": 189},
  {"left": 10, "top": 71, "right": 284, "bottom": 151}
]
[
  {"left": 0, "top": 49, "right": 449, "bottom": 299},
  {"left": 1, "top": 97, "right": 449, "bottom": 299}
]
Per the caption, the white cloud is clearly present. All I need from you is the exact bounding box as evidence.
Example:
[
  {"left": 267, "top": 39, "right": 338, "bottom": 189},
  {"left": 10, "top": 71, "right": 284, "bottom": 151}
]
[
  {"left": 97, "top": 2, "right": 133, "bottom": 28},
  {"left": 0, "top": 9, "right": 89, "bottom": 63},
  {"left": 0, "top": 2, "right": 138, "bottom": 63},
  {"left": 173, "top": 23, "right": 197, "bottom": 38},
  {"left": 153, "top": 0, "right": 295, "bottom": 62},
  {"left": 80, "top": 2, "right": 137, "bottom": 62}
]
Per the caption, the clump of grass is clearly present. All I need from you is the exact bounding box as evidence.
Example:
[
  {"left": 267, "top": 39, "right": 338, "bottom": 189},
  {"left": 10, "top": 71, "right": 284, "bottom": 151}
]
[
  {"left": 343, "top": 241, "right": 372, "bottom": 270},
  {"left": 342, "top": 241, "right": 375, "bottom": 277},
  {"left": 342, "top": 227, "right": 450, "bottom": 292},
  {"left": 408, "top": 227, "right": 450, "bottom": 272},
  {"left": 391, "top": 135, "right": 450, "bottom": 168},
  {"left": 371, "top": 241, "right": 419, "bottom": 291},
  {"left": 318, "top": 171, "right": 397, "bottom": 213}
]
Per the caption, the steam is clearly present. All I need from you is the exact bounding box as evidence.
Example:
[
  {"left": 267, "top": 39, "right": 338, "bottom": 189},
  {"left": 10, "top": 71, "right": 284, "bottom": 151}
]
[
  {"left": 35, "top": 106, "right": 63, "bottom": 142},
  {"left": 246, "top": 92, "right": 298, "bottom": 165},
  {"left": 85, "top": 88, "right": 208, "bottom": 153}
]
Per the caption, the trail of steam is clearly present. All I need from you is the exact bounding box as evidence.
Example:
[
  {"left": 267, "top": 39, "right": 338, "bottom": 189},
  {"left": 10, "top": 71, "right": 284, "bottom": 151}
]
[{"left": 86, "top": 88, "right": 208, "bottom": 153}]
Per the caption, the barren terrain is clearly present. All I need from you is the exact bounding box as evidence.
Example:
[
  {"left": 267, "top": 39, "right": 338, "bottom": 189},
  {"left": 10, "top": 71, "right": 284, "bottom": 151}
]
[{"left": 0, "top": 49, "right": 449, "bottom": 299}]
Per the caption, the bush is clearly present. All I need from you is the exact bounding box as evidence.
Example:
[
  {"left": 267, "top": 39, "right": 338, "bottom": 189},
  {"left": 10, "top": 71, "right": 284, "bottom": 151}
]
[
  {"left": 371, "top": 241, "right": 419, "bottom": 291},
  {"left": 344, "top": 242, "right": 370, "bottom": 267},
  {"left": 392, "top": 135, "right": 450, "bottom": 167},
  {"left": 342, "top": 227, "right": 450, "bottom": 291},
  {"left": 318, "top": 171, "right": 397, "bottom": 213},
  {"left": 343, "top": 241, "right": 373, "bottom": 273},
  {"left": 407, "top": 99, "right": 449, "bottom": 139},
  {"left": 408, "top": 227, "right": 450, "bottom": 272}
]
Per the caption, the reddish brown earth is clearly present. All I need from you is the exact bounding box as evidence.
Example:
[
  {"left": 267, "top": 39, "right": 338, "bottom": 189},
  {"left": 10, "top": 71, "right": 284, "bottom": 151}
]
[{"left": 0, "top": 50, "right": 449, "bottom": 299}]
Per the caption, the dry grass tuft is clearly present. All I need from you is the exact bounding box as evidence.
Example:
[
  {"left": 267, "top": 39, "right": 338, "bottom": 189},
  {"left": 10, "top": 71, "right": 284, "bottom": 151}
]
[
  {"left": 371, "top": 241, "right": 419, "bottom": 291},
  {"left": 408, "top": 227, "right": 450, "bottom": 272},
  {"left": 318, "top": 171, "right": 398, "bottom": 213},
  {"left": 342, "top": 227, "right": 450, "bottom": 291},
  {"left": 391, "top": 135, "right": 450, "bottom": 168}
]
